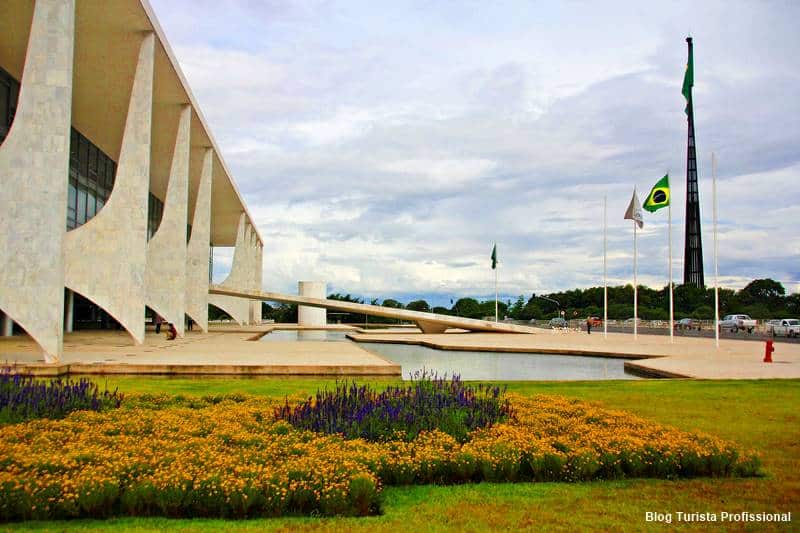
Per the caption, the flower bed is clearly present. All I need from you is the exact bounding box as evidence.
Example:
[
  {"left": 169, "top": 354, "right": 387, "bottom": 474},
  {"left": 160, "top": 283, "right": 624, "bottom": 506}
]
[
  {"left": 0, "top": 369, "right": 122, "bottom": 425},
  {"left": 0, "top": 392, "right": 760, "bottom": 521},
  {"left": 275, "top": 373, "right": 511, "bottom": 442}
]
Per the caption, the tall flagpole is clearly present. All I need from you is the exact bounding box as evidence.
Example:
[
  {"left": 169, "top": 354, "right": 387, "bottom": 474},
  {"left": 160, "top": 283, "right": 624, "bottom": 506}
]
[
  {"left": 494, "top": 261, "right": 498, "bottom": 322},
  {"left": 713, "top": 152, "right": 720, "bottom": 348},
  {"left": 603, "top": 195, "right": 608, "bottom": 339},
  {"left": 669, "top": 185, "right": 674, "bottom": 344},
  {"left": 633, "top": 220, "right": 638, "bottom": 340}
]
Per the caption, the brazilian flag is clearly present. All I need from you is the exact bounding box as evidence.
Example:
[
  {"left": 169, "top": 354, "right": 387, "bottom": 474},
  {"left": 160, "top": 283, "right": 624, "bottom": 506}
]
[
  {"left": 643, "top": 174, "right": 670, "bottom": 212},
  {"left": 682, "top": 39, "right": 694, "bottom": 115}
]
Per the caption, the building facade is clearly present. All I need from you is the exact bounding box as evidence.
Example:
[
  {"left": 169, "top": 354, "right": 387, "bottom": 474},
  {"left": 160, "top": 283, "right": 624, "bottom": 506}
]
[{"left": 0, "top": 0, "right": 263, "bottom": 362}]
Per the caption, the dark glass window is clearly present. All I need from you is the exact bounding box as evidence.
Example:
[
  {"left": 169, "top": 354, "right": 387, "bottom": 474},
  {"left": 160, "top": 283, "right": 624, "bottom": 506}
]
[
  {"left": 0, "top": 83, "right": 8, "bottom": 134},
  {"left": 66, "top": 128, "right": 117, "bottom": 230},
  {"left": 67, "top": 182, "right": 77, "bottom": 229},
  {"left": 76, "top": 185, "right": 87, "bottom": 225},
  {"left": 147, "top": 193, "right": 164, "bottom": 241},
  {"left": 0, "top": 66, "right": 20, "bottom": 145}
]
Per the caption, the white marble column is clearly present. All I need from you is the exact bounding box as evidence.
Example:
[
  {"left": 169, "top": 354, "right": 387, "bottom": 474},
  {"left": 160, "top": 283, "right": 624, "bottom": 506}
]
[
  {"left": 146, "top": 104, "right": 191, "bottom": 336},
  {"left": 65, "top": 289, "right": 74, "bottom": 333},
  {"left": 298, "top": 281, "right": 327, "bottom": 326},
  {"left": 185, "top": 148, "right": 213, "bottom": 332},
  {"left": 64, "top": 32, "right": 154, "bottom": 345},
  {"left": 0, "top": 0, "right": 75, "bottom": 361},
  {"left": 1, "top": 314, "right": 14, "bottom": 337},
  {"left": 208, "top": 213, "right": 251, "bottom": 324}
]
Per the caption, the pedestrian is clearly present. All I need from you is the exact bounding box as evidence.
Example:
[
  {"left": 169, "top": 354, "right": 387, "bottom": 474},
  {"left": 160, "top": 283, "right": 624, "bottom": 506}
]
[
  {"left": 154, "top": 313, "right": 162, "bottom": 334},
  {"left": 166, "top": 322, "right": 177, "bottom": 341},
  {"left": 586, "top": 316, "right": 592, "bottom": 335},
  {"left": 187, "top": 317, "right": 193, "bottom": 331}
]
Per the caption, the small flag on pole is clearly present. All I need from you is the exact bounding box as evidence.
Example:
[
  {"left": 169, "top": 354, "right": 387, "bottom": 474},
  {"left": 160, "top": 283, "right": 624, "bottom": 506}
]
[
  {"left": 643, "top": 174, "right": 670, "bottom": 212},
  {"left": 624, "top": 188, "right": 644, "bottom": 228},
  {"left": 491, "top": 243, "right": 498, "bottom": 269}
]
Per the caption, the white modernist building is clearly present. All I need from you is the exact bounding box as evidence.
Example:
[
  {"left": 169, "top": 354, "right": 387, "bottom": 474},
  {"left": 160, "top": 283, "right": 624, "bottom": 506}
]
[{"left": 0, "top": 0, "right": 264, "bottom": 362}]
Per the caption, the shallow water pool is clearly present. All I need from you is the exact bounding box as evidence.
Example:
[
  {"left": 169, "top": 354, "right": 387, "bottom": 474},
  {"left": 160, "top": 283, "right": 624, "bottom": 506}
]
[{"left": 357, "top": 342, "right": 639, "bottom": 381}]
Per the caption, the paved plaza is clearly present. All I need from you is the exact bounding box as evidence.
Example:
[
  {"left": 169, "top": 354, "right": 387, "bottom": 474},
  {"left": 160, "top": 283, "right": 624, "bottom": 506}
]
[
  {"left": 0, "top": 326, "right": 399, "bottom": 376},
  {"left": 1, "top": 324, "right": 798, "bottom": 379}
]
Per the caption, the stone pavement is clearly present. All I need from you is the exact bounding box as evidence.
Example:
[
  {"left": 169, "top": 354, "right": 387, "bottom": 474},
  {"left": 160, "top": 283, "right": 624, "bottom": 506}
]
[
  {"left": 0, "top": 326, "right": 399, "bottom": 376},
  {"left": 2, "top": 325, "right": 798, "bottom": 379}
]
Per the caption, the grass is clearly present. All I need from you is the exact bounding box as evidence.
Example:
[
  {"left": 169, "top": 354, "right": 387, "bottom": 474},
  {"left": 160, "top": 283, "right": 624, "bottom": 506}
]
[{"left": 4, "top": 378, "right": 799, "bottom": 531}]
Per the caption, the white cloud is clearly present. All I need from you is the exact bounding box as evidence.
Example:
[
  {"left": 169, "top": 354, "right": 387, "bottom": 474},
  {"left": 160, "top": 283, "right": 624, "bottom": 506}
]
[{"left": 150, "top": 0, "right": 800, "bottom": 301}]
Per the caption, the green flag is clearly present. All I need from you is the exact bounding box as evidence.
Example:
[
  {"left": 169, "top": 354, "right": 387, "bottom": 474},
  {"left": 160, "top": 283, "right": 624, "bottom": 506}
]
[
  {"left": 643, "top": 174, "right": 670, "bottom": 212},
  {"left": 491, "top": 244, "right": 497, "bottom": 270},
  {"left": 682, "top": 39, "right": 694, "bottom": 114}
]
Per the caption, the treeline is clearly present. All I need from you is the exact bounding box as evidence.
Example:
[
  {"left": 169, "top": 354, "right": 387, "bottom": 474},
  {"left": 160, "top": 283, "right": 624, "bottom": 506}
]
[{"left": 257, "top": 279, "right": 799, "bottom": 323}]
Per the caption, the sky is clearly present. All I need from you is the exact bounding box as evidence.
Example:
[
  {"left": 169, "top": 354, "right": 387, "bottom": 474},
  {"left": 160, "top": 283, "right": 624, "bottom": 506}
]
[{"left": 150, "top": 0, "right": 800, "bottom": 305}]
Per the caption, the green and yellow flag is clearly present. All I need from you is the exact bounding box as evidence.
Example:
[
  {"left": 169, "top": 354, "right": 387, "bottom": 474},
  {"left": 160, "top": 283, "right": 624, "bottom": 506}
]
[{"left": 643, "top": 174, "right": 670, "bottom": 213}]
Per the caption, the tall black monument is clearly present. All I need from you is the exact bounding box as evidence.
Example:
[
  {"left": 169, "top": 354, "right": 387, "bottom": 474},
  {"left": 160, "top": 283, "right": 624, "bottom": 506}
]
[{"left": 682, "top": 37, "right": 704, "bottom": 288}]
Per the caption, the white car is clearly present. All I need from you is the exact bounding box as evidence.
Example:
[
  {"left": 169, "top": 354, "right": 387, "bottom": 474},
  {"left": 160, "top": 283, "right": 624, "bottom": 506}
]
[
  {"left": 719, "top": 314, "right": 757, "bottom": 333},
  {"left": 766, "top": 319, "right": 800, "bottom": 338}
]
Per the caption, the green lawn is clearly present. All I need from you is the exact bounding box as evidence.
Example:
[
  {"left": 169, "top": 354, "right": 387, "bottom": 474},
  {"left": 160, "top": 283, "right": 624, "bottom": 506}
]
[{"left": 5, "top": 378, "right": 799, "bottom": 532}]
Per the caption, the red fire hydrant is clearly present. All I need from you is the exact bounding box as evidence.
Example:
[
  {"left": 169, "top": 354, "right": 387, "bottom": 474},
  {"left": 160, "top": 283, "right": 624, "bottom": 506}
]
[{"left": 764, "top": 340, "right": 774, "bottom": 363}]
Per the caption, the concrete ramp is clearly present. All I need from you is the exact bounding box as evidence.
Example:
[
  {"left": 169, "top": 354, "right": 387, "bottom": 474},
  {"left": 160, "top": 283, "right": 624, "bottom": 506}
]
[{"left": 209, "top": 286, "right": 536, "bottom": 334}]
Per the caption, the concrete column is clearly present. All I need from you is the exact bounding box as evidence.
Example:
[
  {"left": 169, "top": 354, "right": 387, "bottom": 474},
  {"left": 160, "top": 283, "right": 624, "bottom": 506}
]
[
  {"left": 2, "top": 314, "right": 14, "bottom": 337},
  {"left": 208, "top": 213, "right": 251, "bottom": 324},
  {"left": 64, "top": 32, "right": 154, "bottom": 345},
  {"left": 65, "top": 289, "right": 74, "bottom": 333},
  {"left": 185, "top": 148, "right": 213, "bottom": 332},
  {"left": 248, "top": 230, "right": 260, "bottom": 324},
  {"left": 0, "top": 0, "right": 75, "bottom": 361},
  {"left": 146, "top": 104, "right": 191, "bottom": 337},
  {"left": 298, "top": 281, "right": 327, "bottom": 327}
]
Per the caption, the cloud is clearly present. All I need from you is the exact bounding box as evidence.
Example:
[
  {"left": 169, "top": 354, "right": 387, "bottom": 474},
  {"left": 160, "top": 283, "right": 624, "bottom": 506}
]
[{"left": 151, "top": 0, "right": 800, "bottom": 302}]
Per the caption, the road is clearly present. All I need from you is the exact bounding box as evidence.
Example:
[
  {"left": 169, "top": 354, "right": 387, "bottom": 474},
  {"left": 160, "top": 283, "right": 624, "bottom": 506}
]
[{"left": 533, "top": 324, "right": 800, "bottom": 344}]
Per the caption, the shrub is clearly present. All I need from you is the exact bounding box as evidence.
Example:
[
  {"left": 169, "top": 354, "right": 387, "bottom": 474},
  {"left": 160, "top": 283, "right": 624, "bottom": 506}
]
[{"left": 274, "top": 371, "right": 511, "bottom": 443}]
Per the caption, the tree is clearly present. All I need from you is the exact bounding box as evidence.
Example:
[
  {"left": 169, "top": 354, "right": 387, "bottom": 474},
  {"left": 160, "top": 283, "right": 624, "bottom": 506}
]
[
  {"left": 508, "top": 296, "right": 525, "bottom": 319},
  {"left": 478, "top": 299, "right": 508, "bottom": 319},
  {"left": 406, "top": 300, "right": 430, "bottom": 313},
  {"left": 452, "top": 298, "right": 481, "bottom": 319},
  {"left": 691, "top": 305, "right": 713, "bottom": 319},
  {"left": 381, "top": 299, "right": 403, "bottom": 309},
  {"left": 738, "top": 279, "right": 785, "bottom": 307}
]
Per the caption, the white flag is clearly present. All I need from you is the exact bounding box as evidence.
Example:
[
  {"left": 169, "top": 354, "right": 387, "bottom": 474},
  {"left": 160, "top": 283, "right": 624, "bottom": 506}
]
[{"left": 624, "top": 188, "right": 644, "bottom": 229}]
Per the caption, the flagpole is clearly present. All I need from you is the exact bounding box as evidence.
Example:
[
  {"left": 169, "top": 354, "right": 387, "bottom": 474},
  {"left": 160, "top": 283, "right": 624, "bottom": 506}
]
[
  {"left": 603, "top": 195, "right": 608, "bottom": 339},
  {"left": 713, "top": 152, "right": 720, "bottom": 349},
  {"left": 633, "top": 220, "right": 638, "bottom": 340},
  {"left": 669, "top": 188, "right": 674, "bottom": 344},
  {"left": 495, "top": 262, "right": 498, "bottom": 322}
]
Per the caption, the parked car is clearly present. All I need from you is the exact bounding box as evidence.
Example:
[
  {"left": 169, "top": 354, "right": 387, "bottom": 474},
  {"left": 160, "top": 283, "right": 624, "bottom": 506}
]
[
  {"left": 675, "top": 318, "right": 701, "bottom": 331},
  {"left": 766, "top": 318, "right": 800, "bottom": 338},
  {"left": 587, "top": 316, "right": 602, "bottom": 327},
  {"left": 719, "top": 314, "right": 757, "bottom": 333},
  {"left": 624, "top": 318, "right": 642, "bottom": 327},
  {"left": 548, "top": 317, "right": 568, "bottom": 328}
]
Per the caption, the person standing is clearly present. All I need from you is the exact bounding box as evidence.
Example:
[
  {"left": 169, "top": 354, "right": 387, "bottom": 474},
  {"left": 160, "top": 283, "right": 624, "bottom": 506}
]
[
  {"left": 154, "top": 313, "right": 163, "bottom": 334},
  {"left": 586, "top": 316, "right": 592, "bottom": 335}
]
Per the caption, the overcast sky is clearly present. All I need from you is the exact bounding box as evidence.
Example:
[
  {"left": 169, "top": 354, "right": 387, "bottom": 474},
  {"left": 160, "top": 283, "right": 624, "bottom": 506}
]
[{"left": 150, "top": 0, "right": 800, "bottom": 304}]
